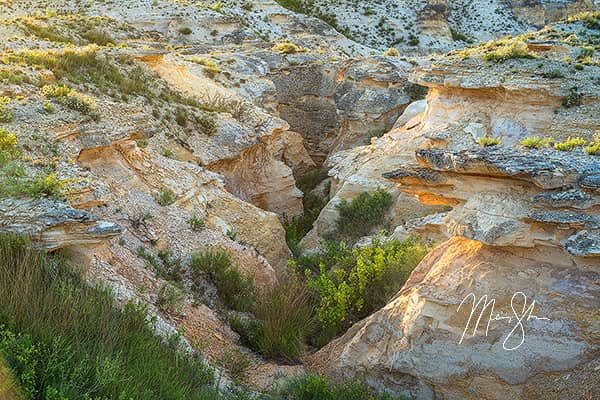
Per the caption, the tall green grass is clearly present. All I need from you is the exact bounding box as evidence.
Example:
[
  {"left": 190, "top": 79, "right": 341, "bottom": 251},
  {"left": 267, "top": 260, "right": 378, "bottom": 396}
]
[{"left": 0, "top": 234, "right": 222, "bottom": 400}]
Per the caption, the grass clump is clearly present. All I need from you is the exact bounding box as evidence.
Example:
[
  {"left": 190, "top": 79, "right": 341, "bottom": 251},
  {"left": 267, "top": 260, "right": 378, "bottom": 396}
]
[
  {"left": 41, "top": 84, "right": 97, "bottom": 116},
  {"left": 0, "top": 97, "right": 14, "bottom": 123},
  {"left": 190, "top": 58, "right": 222, "bottom": 76},
  {"left": 188, "top": 214, "right": 206, "bottom": 231},
  {"left": 331, "top": 189, "right": 393, "bottom": 242},
  {"left": 482, "top": 39, "right": 536, "bottom": 62},
  {"left": 197, "top": 113, "right": 219, "bottom": 136},
  {"left": 0, "top": 234, "right": 220, "bottom": 400},
  {"left": 293, "top": 237, "right": 430, "bottom": 344},
  {"left": 179, "top": 27, "right": 193, "bottom": 35},
  {"left": 250, "top": 279, "right": 313, "bottom": 361},
  {"left": 273, "top": 373, "right": 399, "bottom": 400},
  {"left": 154, "top": 187, "right": 177, "bottom": 206},
  {"left": 520, "top": 136, "right": 552, "bottom": 149},
  {"left": 189, "top": 250, "right": 255, "bottom": 312},
  {"left": 272, "top": 40, "right": 308, "bottom": 54},
  {"left": 81, "top": 28, "right": 114, "bottom": 46},
  {"left": 554, "top": 136, "right": 586, "bottom": 151},
  {"left": 477, "top": 136, "right": 501, "bottom": 147}
]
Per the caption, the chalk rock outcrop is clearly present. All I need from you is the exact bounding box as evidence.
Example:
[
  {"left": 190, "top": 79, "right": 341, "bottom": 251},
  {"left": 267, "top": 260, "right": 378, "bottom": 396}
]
[
  {"left": 0, "top": 198, "right": 121, "bottom": 250},
  {"left": 310, "top": 18, "right": 600, "bottom": 400}
]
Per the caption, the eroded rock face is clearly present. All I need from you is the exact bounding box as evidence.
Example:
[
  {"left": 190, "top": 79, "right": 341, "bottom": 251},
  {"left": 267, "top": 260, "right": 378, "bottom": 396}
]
[
  {"left": 310, "top": 19, "right": 600, "bottom": 399},
  {"left": 0, "top": 198, "right": 121, "bottom": 250},
  {"left": 311, "top": 237, "right": 599, "bottom": 400},
  {"left": 270, "top": 57, "right": 415, "bottom": 165}
]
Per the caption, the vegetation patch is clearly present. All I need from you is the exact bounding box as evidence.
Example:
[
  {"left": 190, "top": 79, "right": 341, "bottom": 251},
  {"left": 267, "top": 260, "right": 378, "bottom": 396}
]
[
  {"left": 292, "top": 237, "right": 430, "bottom": 345},
  {"left": 272, "top": 40, "right": 308, "bottom": 54},
  {"left": 0, "top": 128, "right": 66, "bottom": 199},
  {"left": 554, "top": 136, "right": 586, "bottom": 151},
  {"left": 482, "top": 39, "right": 536, "bottom": 62},
  {"left": 477, "top": 136, "right": 501, "bottom": 147},
  {"left": 330, "top": 189, "right": 393, "bottom": 242},
  {"left": 189, "top": 250, "right": 255, "bottom": 312},
  {"left": 0, "top": 234, "right": 220, "bottom": 400},
  {"left": 0, "top": 97, "right": 14, "bottom": 123},
  {"left": 41, "top": 84, "right": 97, "bottom": 116},
  {"left": 520, "top": 136, "right": 552, "bottom": 149}
]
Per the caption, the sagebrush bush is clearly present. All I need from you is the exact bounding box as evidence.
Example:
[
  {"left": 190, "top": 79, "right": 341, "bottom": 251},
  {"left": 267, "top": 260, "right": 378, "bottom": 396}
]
[
  {"left": 332, "top": 189, "right": 393, "bottom": 241},
  {"left": 0, "top": 234, "right": 222, "bottom": 400},
  {"left": 189, "top": 250, "right": 255, "bottom": 312}
]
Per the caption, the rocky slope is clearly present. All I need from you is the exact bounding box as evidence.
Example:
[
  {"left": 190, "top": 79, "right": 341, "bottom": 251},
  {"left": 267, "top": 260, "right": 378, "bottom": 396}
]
[
  {"left": 309, "top": 15, "right": 600, "bottom": 400},
  {"left": 1, "top": 0, "right": 599, "bottom": 397},
  {"left": 271, "top": 0, "right": 596, "bottom": 52}
]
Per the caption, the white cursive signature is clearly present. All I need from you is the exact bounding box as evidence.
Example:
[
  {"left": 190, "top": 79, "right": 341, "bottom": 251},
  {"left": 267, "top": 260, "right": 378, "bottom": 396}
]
[{"left": 457, "top": 292, "right": 551, "bottom": 351}]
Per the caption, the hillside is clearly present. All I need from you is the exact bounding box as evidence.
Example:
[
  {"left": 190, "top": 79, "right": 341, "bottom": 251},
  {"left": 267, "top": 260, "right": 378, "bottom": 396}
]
[{"left": 0, "top": 1, "right": 598, "bottom": 399}]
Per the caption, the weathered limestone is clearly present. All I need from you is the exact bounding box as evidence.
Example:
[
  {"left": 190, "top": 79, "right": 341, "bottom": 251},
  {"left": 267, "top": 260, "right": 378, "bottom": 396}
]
[{"left": 0, "top": 198, "right": 121, "bottom": 250}]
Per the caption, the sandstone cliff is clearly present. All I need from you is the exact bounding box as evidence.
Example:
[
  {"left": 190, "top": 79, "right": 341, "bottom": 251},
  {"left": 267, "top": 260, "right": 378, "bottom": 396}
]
[{"left": 309, "top": 16, "right": 600, "bottom": 400}]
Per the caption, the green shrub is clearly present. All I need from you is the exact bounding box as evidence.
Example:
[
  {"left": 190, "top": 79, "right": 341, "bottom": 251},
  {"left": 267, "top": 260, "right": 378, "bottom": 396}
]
[
  {"left": 483, "top": 40, "right": 536, "bottom": 62},
  {"left": 42, "top": 101, "right": 55, "bottom": 113},
  {"left": 272, "top": 40, "right": 308, "bottom": 54},
  {"left": 81, "top": 28, "right": 114, "bottom": 46},
  {"left": 332, "top": 189, "right": 393, "bottom": 241},
  {"left": 382, "top": 47, "right": 399, "bottom": 57},
  {"left": 0, "top": 234, "right": 219, "bottom": 400},
  {"left": 554, "top": 136, "right": 586, "bottom": 151},
  {"left": 189, "top": 250, "right": 255, "bottom": 312},
  {"left": 154, "top": 187, "right": 176, "bottom": 206},
  {"left": 0, "top": 97, "right": 14, "bottom": 123},
  {"left": 542, "top": 68, "right": 563, "bottom": 78},
  {"left": 477, "top": 136, "right": 501, "bottom": 147},
  {"left": 520, "top": 136, "right": 552, "bottom": 149},
  {"left": 563, "top": 87, "right": 582, "bottom": 108},
  {"left": 41, "top": 84, "right": 96, "bottom": 115},
  {"left": 197, "top": 113, "right": 218, "bottom": 136},
  {"left": 273, "top": 374, "right": 399, "bottom": 400},
  {"left": 179, "top": 27, "right": 192, "bottom": 35},
  {"left": 295, "top": 237, "right": 430, "bottom": 344},
  {"left": 284, "top": 169, "right": 331, "bottom": 255},
  {"left": 0, "top": 128, "right": 18, "bottom": 160}
]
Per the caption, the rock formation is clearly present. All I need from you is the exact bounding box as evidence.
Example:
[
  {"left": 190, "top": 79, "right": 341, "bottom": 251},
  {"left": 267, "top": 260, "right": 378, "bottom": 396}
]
[{"left": 309, "top": 16, "right": 600, "bottom": 400}]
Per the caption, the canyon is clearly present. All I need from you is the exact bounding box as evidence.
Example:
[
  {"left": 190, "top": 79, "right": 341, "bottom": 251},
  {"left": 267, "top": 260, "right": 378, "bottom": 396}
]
[{"left": 0, "top": 0, "right": 598, "bottom": 399}]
